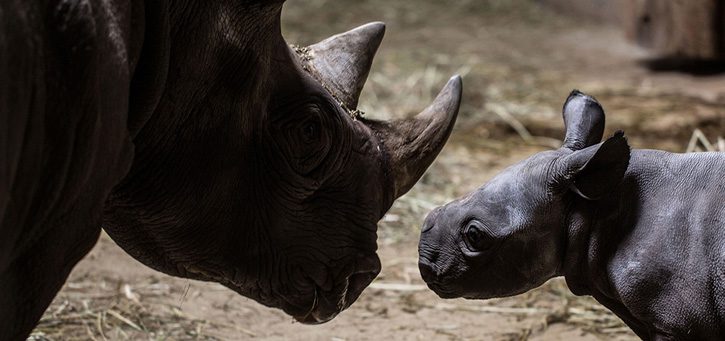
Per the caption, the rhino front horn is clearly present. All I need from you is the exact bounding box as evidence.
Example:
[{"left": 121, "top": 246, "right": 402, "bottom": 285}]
[
  {"left": 307, "top": 22, "right": 385, "bottom": 110},
  {"left": 371, "top": 75, "right": 462, "bottom": 199}
]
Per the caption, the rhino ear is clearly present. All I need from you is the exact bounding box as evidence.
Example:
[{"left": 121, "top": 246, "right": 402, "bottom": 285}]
[
  {"left": 560, "top": 131, "right": 631, "bottom": 200},
  {"left": 307, "top": 22, "right": 385, "bottom": 110},
  {"left": 562, "top": 90, "right": 605, "bottom": 151}
]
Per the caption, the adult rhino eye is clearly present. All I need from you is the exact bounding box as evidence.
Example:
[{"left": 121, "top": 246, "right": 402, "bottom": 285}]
[
  {"left": 270, "top": 103, "right": 330, "bottom": 176},
  {"left": 463, "top": 220, "right": 493, "bottom": 252},
  {"left": 302, "top": 120, "right": 320, "bottom": 143},
  {"left": 291, "top": 115, "right": 328, "bottom": 175}
]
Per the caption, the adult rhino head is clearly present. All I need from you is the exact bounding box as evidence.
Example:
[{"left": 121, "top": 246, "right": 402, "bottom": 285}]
[{"left": 104, "top": 2, "right": 461, "bottom": 324}]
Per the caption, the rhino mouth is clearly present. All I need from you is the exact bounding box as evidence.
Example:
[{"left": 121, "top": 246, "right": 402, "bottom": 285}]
[
  {"left": 181, "top": 255, "right": 379, "bottom": 324},
  {"left": 294, "top": 268, "right": 379, "bottom": 324},
  {"left": 292, "top": 254, "right": 380, "bottom": 324}
]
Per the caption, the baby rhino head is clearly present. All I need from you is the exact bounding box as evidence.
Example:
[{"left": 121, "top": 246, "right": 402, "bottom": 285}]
[{"left": 418, "top": 90, "right": 631, "bottom": 299}]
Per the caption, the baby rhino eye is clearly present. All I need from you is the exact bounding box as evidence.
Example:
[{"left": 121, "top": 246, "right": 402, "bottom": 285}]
[{"left": 463, "top": 220, "right": 494, "bottom": 252}]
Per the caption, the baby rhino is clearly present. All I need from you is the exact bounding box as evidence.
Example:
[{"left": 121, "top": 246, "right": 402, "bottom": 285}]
[{"left": 418, "top": 90, "right": 725, "bottom": 340}]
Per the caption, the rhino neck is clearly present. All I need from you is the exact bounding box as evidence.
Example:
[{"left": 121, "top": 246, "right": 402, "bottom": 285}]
[
  {"left": 105, "top": 1, "right": 286, "bottom": 277},
  {"left": 127, "top": 0, "right": 171, "bottom": 138},
  {"left": 127, "top": 0, "right": 284, "bottom": 139},
  {"left": 557, "top": 157, "right": 650, "bottom": 336},
  {"left": 560, "top": 155, "right": 645, "bottom": 297}
]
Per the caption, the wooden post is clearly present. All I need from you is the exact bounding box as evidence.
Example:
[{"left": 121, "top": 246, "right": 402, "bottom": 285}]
[
  {"left": 539, "top": 0, "right": 725, "bottom": 59},
  {"left": 623, "top": 0, "right": 725, "bottom": 59}
]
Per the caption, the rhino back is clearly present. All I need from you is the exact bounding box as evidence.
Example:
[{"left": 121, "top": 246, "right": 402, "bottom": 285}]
[{"left": 604, "top": 150, "right": 725, "bottom": 338}]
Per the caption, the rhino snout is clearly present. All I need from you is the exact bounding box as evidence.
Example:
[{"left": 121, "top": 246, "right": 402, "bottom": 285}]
[
  {"left": 418, "top": 260, "right": 442, "bottom": 286},
  {"left": 418, "top": 205, "right": 458, "bottom": 296}
]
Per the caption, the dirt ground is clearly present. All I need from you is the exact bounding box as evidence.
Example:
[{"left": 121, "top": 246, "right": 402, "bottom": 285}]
[{"left": 31, "top": 1, "right": 725, "bottom": 340}]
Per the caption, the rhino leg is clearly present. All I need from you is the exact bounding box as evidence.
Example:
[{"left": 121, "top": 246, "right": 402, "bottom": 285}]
[{"left": 0, "top": 224, "right": 100, "bottom": 340}]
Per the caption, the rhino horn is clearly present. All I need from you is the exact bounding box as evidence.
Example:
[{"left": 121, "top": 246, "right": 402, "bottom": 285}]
[
  {"left": 371, "top": 75, "right": 462, "bottom": 199},
  {"left": 308, "top": 22, "right": 385, "bottom": 110}
]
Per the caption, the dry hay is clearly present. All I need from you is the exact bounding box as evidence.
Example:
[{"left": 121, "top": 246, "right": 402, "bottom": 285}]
[
  {"left": 365, "top": 277, "right": 633, "bottom": 340},
  {"left": 29, "top": 277, "right": 252, "bottom": 341}
]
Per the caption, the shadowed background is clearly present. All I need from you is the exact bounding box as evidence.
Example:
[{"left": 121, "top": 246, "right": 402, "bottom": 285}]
[{"left": 31, "top": 0, "right": 724, "bottom": 340}]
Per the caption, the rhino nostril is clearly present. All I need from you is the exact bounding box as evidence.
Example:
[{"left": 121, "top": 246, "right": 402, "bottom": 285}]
[
  {"left": 418, "top": 261, "right": 438, "bottom": 283},
  {"left": 348, "top": 270, "right": 377, "bottom": 296}
]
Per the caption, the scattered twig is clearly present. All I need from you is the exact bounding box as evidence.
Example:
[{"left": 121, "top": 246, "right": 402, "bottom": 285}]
[
  {"left": 106, "top": 309, "right": 143, "bottom": 332},
  {"left": 686, "top": 129, "right": 723, "bottom": 152},
  {"left": 432, "top": 302, "right": 544, "bottom": 315},
  {"left": 487, "top": 103, "right": 562, "bottom": 149},
  {"left": 96, "top": 312, "right": 107, "bottom": 341}
]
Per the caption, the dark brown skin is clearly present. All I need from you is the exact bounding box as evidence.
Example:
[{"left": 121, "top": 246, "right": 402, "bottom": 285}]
[
  {"left": 419, "top": 91, "right": 725, "bottom": 340},
  {"left": 0, "top": 1, "right": 461, "bottom": 339}
]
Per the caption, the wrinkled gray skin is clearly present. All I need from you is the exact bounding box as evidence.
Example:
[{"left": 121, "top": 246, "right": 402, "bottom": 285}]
[
  {"left": 419, "top": 90, "right": 725, "bottom": 340},
  {"left": 0, "top": 0, "right": 461, "bottom": 339}
]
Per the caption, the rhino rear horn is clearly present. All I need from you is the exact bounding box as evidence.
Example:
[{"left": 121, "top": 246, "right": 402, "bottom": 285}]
[
  {"left": 308, "top": 22, "right": 385, "bottom": 110},
  {"left": 369, "top": 76, "right": 462, "bottom": 199},
  {"left": 562, "top": 90, "right": 605, "bottom": 151}
]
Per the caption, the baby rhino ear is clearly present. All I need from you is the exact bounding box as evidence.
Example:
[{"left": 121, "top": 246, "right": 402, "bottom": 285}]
[
  {"left": 560, "top": 131, "right": 631, "bottom": 200},
  {"left": 562, "top": 90, "right": 605, "bottom": 151}
]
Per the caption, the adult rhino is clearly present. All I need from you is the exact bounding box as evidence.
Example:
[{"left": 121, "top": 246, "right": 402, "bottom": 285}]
[{"left": 0, "top": 0, "right": 461, "bottom": 338}]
